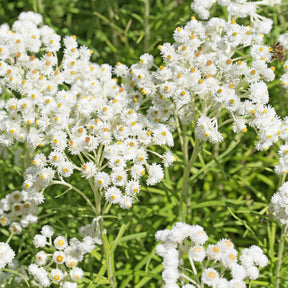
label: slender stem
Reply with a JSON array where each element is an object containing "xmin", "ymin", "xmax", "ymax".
[
  {"xmin": 178, "ymin": 273, "xmax": 199, "ymax": 287},
  {"xmin": 6, "ymin": 231, "xmax": 14, "ymax": 244},
  {"xmin": 179, "ymin": 134, "xmax": 200, "ymax": 221},
  {"xmin": 101, "ymin": 222, "xmax": 116, "ymax": 288},
  {"xmin": 276, "ymin": 224, "xmax": 288, "ymax": 288},
  {"xmin": 189, "ymin": 257, "xmax": 200, "ymax": 284},
  {"xmin": 188, "ymin": 137, "xmax": 200, "ymax": 168},
  {"xmin": 175, "ymin": 108, "xmax": 185, "ymax": 153},
  {"xmin": 96, "ymin": 144, "xmax": 104, "ymax": 167},
  {"xmin": 108, "ymin": 3, "xmax": 119, "ymax": 60},
  {"xmin": 0, "ymin": 82, "xmax": 15, "ymax": 97},
  {"xmin": 144, "ymin": 0, "xmax": 150, "ymax": 51},
  {"xmin": 84, "ymin": 153, "xmax": 117, "ymax": 287}
]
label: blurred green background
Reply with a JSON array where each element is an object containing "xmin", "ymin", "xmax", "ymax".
[{"xmin": 0, "ymin": 0, "xmax": 192, "ymax": 65}]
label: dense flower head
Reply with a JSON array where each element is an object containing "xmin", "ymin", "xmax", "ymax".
[
  {"xmin": 118, "ymin": 13, "xmax": 283, "ymax": 152},
  {"xmin": 0, "ymin": 12, "xmax": 175, "ymax": 208},
  {"xmin": 0, "ymin": 190, "xmax": 38, "ymax": 234},
  {"xmin": 155, "ymin": 222, "xmax": 268, "ymax": 287},
  {"xmin": 28, "ymin": 226, "xmax": 95, "ymax": 287},
  {"xmin": 115, "ymin": 0, "xmax": 288, "ymax": 178}
]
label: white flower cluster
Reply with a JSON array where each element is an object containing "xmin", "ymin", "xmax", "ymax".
[
  {"xmin": 190, "ymin": 0, "xmax": 280, "ymax": 26},
  {"xmin": 0, "ymin": 242, "xmax": 15, "ymax": 270},
  {"xmin": 0, "ymin": 11, "xmax": 175, "ymax": 208},
  {"xmin": 0, "ymin": 190, "xmax": 38, "ymax": 234},
  {"xmin": 121, "ymin": 18, "xmax": 281, "ymax": 147},
  {"xmin": 270, "ymin": 182, "xmax": 288, "ymax": 225},
  {"xmin": 117, "ymin": 5, "xmax": 288, "ymax": 174},
  {"xmin": 155, "ymin": 222, "xmax": 268, "ymax": 288},
  {"xmin": 28, "ymin": 225, "xmax": 95, "ymax": 288}
]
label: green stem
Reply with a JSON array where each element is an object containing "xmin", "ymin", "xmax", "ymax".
[
  {"xmin": 84, "ymin": 154, "xmax": 117, "ymax": 287},
  {"xmin": 6, "ymin": 231, "xmax": 14, "ymax": 244},
  {"xmin": 144, "ymin": 0, "xmax": 150, "ymax": 51},
  {"xmin": 178, "ymin": 273, "xmax": 199, "ymax": 287},
  {"xmin": 0, "ymin": 82, "xmax": 15, "ymax": 98},
  {"xmin": 100, "ymin": 221, "xmax": 116, "ymax": 288},
  {"xmin": 179, "ymin": 126, "xmax": 200, "ymax": 221},
  {"xmin": 189, "ymin": 257, "xmax": 200, "ymax": 284},
  {"xmin": 276, "ymin": 224, "xmax": 288, "ymax": 288}
]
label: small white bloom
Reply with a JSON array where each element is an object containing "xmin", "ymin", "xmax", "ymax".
[
  {"xmin": 41, "ymin": 225, "xmax": 54, "ymax": 237},
  {"xmin": 105, "ymin": 186, "xmax": 122, "ymax": 204},
  {"xmin": 54, "ymin": 236, "xmax": 68, "ymax": 250},
  {"xmin": 33, "ymin": 234, "xmax": 47, "ymax": 248},
  {"xmin": 202, "ymin": 268, "xmax": 219, "ymax": 286},
  {"xmin": 51, "ymin": 268, "xmax": 64, "ymax": 282},
  {"xmin": 35, "ymin": 251, "xmax": 48, "ymax": 266},
  {"xmin": 189, "ymin": 245, "xmax": 206, "ymax": 262},
  {"xmin": 70, "ymin": 267, "xmax": 84, "ymax": 281},
  {"xmin": 53, "ymin": 251, "xmax": 65, "ymax": 264}
]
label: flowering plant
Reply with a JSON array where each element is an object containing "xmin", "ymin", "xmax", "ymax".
[
  {"xmin": 155, "ymin": 222, "xmax": 268, "ymax": 288},
  {"xmin": 0, "ymin": 0, "xmax": 288, "ymax": 287}
]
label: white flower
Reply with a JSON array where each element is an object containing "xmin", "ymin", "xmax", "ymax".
[
  {"xmin": 70, "ymin": 267, "xmax": 84, "ymax": 281},
  {"xmin": 221, "ymin": 248, "xmax": 238, "ymax": 268},
  {"xmin": 54, "ymin": 236, "xmax": 68, "ymax": 250},
  {"xmin": 81, "ymin": 162, "xmax": 98, "ymax": 179},
  {"xmin": 41, "ymin": 225, "xmax": 54, "ymax": 237},
  {"xmin": 189, "ymin": 246, "xmax": 206, "ymax": 262},
  {"xmin": 105, "ymin": 187, "xmax": 122, "ymax": 204},
  {"xmin": 146, "ymin": 163, "xmax": 164, "ymax": 185},
  {"xmin": 206, "ymin": 244, "xmax": 222, "ymax": 260},
  {"xmin": 82, "ymin": 236, "xmax": 96, "ymax": 253},
  {"xmin": 245, "ymin": 265, "xmax": 260, "ymax": 280},
  {"xmin": 230, "ymin": 263, "xmax": 247, "ymax": 280},
  {"xmin": 130, "ymin": 164, "xmax": 146, "ymax": 180},
  {"xmin": 31, "ymin": 153, "xmax": 47, "ymax": 168},
  {"xmin": 111, "ymin": 169, "xmax": 127, "ymax": 187},
  {"xmin": 35, "ymin": 251, "xmax": 48, "ymax": 266},
  {"xmin": 125, "ymin": 180, "xmax": 140, "ymax": 196},
  {"xmin": 50, "ymin": 268, "xmax": 64, "ymax": 282},
  {"xmin": 119, "ymin": 195, "xmax": 133, "ymax": 209},
  {"xmin": 9, "ymin": 222, "xmax": 22, "ymax": 234},
  {"xmin": 33, "ymin": 234, "xmax": 47, "ymax": 248},
  {"xmin": 229, "ymin": 279, "xmax": 246, "ymax": 288},
  {"xmin": 162, "ymin": 266, "xmax": 179, "ymax": 285},
  {"xmin": 53, "ymin": 251, "xmax": 65, "ymax": 264},
  {"xmin": 189, "ymin": 225, "xmax": 208, "ymax": 245},
  {"xmin": 0, "ymin": 243, "xmax": 15, "ymax": 269},
  {"xmin": 217, "ymin": 238, "xmax": 234, "ymax": 253},
  {"xmin": 202, "ymin": 268, "xmax": 220, "ymax": 286},
  {"xmin": 94, "ymin": 172, "xmax": 111, "ymax": 189},
  {"xmin": 65, "ymin": 256, "xmax": 78, "ymax": 268},
  {"xmin": 163, "ymin": 151, "xmax": 176, "ymax": 167}
]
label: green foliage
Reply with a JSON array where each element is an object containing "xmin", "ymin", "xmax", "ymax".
[{"xmin": 0, "ymin": 0, "xmax": 191, "ymax": 65}]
